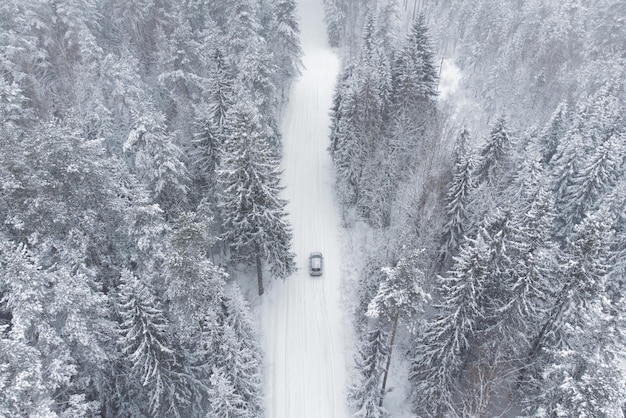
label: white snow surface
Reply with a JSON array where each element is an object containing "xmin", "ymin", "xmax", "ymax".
[{"xmin": 260, "ymin": 0, "xmax": 351, "ymax": 417}]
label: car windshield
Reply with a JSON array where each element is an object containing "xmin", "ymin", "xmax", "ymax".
[{"xmin": 311, "ymin": 258, "xmax": 321, "ymax": 270}]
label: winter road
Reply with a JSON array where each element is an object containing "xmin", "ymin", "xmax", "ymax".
[{"xmin": 260, "ymin": 0, "xmax": 351, "ymax": 417}]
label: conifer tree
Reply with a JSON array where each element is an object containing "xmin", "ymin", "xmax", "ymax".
[
  {"xmin": 123, "ymin": 107, "xmax": 190, "ymax": 210},
  {"xmin": 367, "ymin": 249, "xmax": 429, "ymax": 407},
  {"xmin": 324, "ymin": 0, "xmax": 346, "ymax": 47},
  {"xmin": 522, "ymin": 209, "xmax": 624, "ymax": 416},
  {"xmin": 477, "ymin": 116, "xmax": 514, "ymax": 188},
  {"xmin": 505, "ymin": 185, "xmax": 557, "ymax": 325},
  {"xmin": 551, "ymin": 83, "xmax": 624, "ymax": 234},
  {"xmin": 117, "ymin": 270, "xmax": 178, "ymax": 416},
  {"xmin": 357, "ymin": 151, "xmax": 396, "ymax": 228},
  {"xmin": 550, "ymin": 100, "xmax": 594, "ymax": 211},
  {"xmin": 538, "ymin": 102, "xmax": 569, "ymax": 165},
  {"xmin": 217, "ymin": 99, "xmax": 295, "ymax": 295},
  {"xmin": 0, "ymin": 330, "xmax": 56, "ymax": 418},
  {"xmin": 561, "ymin": 132, "xmax": 625, "ymax": 229},
  {"xmin": 166, "ymin": 211, "xmax": 226, "ymax": 340},
  {"xmin": 206, "ymin": 367, "xmax": 247, "ymax": 418},
  {"xmin": 329, "ymin": 63, "xmax": 355, "ymax": 159},
  {"xmin": 352, "ymin": 9, "xmax": 397, "ymax": 226},
  {"xmin": 0, "ymin": 238, "xmax": 107, "ymax": 416},
  {"xmin": 411, "ymin": 235, "xmax": 492, "ymax": 416},
  {"xmin": 0, "ymin": 241, "xmax": 60, "ymax": 417},
  {"xmin": 210, "ymin": 324, "xmax": 263, "ymax": 418},
  {"xmin": 440, "ymin": 129, "xmax": 477, "ymax": 267},
  {"xmin": 367, "ymin": 249, "xmax": 429, "ymax": 333},
  {"xmin": 348, "ymin": 327, "xmax": 389, "ymax": 418},
  {"xmin": 331, "ymin": 76, "xmax": 365, "ymax": 208},
  {"xmin": 193, "ymin": 48, "xmax": 234, "ymax": 196},
  {"xmin": 391, "ymin": 14, "xmax": 438, "ymax": 114},
  {"xmin": 331, "ymin": 13, "xmax": 394, "ymax": 219},
  {"xmin": 269, "ymin": 0, "xmax": 302, "ymax": 97}
]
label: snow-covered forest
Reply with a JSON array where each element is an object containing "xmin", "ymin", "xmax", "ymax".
[
  {"xmin": 327, "ymin": 0, "xmax": 626, "ymax": 416},
  {"xmin": 0, "ymin": 0, "xmax": 301, "ymax": 416},
  {"xmin": 1, "ymin": 0, "xmax": 625, "ymax": 416}
]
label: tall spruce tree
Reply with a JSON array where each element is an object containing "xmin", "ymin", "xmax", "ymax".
[
  {"xmin": 217, "ymin": 98, "xmax": 295, "ymax": 295},
  {"xmin": 561, "ymin": 132, "xmax": 625, "ymax": 229},
  {"xmin": 123, "ymin": 106, "xmax": 190, "ymax": 211},
  {"xmin": 116, "ymin": 270, "xmax": 180, "ymax": 417},
  {"xmin": 391, "ymin": 14, "xmax": 438, "ymax": 114},
  {"xmin": 522, "ymin": 209, "xmax": 624, "ymax": 416},
  {"xmin": 411, "ymin": 235, "xmax": 492, "ymax": 416},
  {"xmin": 367, "ymin": 249, "xmax": 429, "ymax": 407},
  {"xmin": 268, "ymin": 0, "xmax": 302, "ymax": 98},
  {"xmin": 538, "ymin": 102, "xmax": 569, "ymax": 165},
  {"xmin": 348, "ymin": 326, "xmax": 389, "ymax": 418},
  {"xmin": 440, "ymin": 128, "xmax": 477, "ymax": 267},
  {"xmin": 206, "ymin": 367, "xmax": 247, "ymax": 418},
  {"xmin": 477, "ymin": 116, "xmax": 514, "ymax": 189},
  {"xmin": 193, "ymin": 48, "xmax": 234, "ymax": 194}
]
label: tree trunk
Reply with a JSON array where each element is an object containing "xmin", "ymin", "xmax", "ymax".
[
  {"xmin": 379, "ymin": 312, "xmax": 399, "ymax": 407},
  {"xmin": 255, "ymin": 244, "xmax": 264, "ymax": 296}
]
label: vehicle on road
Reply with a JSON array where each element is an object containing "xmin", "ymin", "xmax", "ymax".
[{"xmin": 309, "ymin": 252, "xmax": 323, "ymax": 276}]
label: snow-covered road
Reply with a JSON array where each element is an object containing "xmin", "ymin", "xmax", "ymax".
[{"xmin": 260, "ymin": 0, "xmax": 351, "ymax": 417}]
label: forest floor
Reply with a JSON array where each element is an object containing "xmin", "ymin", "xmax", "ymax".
[{"xmin": 258, "ymin": 0, "xmax": 352, "ymax": 416}]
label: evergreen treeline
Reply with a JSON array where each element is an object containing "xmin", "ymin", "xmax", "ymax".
[
  {"xmin": 329, "ymin": 2, "xmax": 626, "ymax": 417},
  {"xmin": 425, "ymin": 0, "xmax": 626, "ymax": 124},
  {"xmin": 0, "ymin": 0, "xmax": 301, "ymax": 416}
]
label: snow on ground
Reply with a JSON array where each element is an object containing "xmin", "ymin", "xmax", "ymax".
[{"xmin": 260, "ymin": 0, "xmax": 351, "ymax": 417}]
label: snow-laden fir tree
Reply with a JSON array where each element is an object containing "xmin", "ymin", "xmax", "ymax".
[
  {"xmin": 522, "ymin": 208, "xmax": 625, "ymax": 417},
  {"xmin": 0, "ymin": 241, "xmax": 58, "ymax": 417},
  {"xmin": 538, "ymin": 102, "xmax": 569, "ymax": 165},
  {"xmin": 166, "ymin": 213, "xmax": 264, "ymax": 416},
  {"xmin": 348, "ymin": 326, "xmax": 389, "ymax": 418},
  {"xmin": 367, "ymin": 248, "xmax": 429, "ymax": 407},
  {"xmin": 410, "ymin": 235, "xmax": 492, "ymax": 416},
  {"xmin": 166, "ymin": 210, "xmax": 227, "ymax": 339},
  {"xmin": 440, "ymin": 128, "xmax": 477, "ymax": 267},
  {"xmin": 217, "ymin": 97, "xmax": 295, "ymax": 295},
  {"xmin": 550, "ymin": 99, "xmax": 595, "ymax": 213},
  {"xmin": 504, "ymin": 183, "xmax": 557, "ymax": 328},
  {"xmin": 193, "ymin": 48, "xmax": 235, "ymax": 197},
  {"xmin": 206, "ymin": 367, "xmax": 247, "ymax": 418},
  {"xmin": 331, "ymin": 77, "xmax": 363, "ymax": 207},
  {"xmin": 476, "ymin": 116, "xmax": 513, "ymax": 189},
  {"xmin": 324, "ymin": 0, "xmax": 346, "ymax": 47},
  {"xmin": 391, "ymin": 13, "xmax": 438, "ymax": 114},
  {"xmin": 268, "ymin": 0, "xmax": 302, "ymax": 99},
  {"xmin": 117, "ymin": 270, "xmax": 180, "ymax": 417},
  {"xmin": 550, "ymin": 82, "xmax": 624, "ymax": 236},
  {"xmin": 0, "ymin": 326, "xmax": 56, "ymax": 418},
  {"xmin": 561, "ymin": 129, "xmax": 625, "ymax": 230},
  {"xmin": 353, "ymin": 9, "xmax": 397, "ymax": 226},
  {"xmin": 227, "ymin": 0, "xmax": 282, "ymax": 155},
  {"xmin": 195, "ymin": 282, "xmax": 264, "ymax": 418},
  {"xmin": 124, "ymin": 106, "xmax": 190, "ymax": 211},
  {"xmin": 222, "ymin": 283, "xmax": 261, "ymax": 356},
  {"xmin": 0, "ymin": 239, "xmax": 106, "ymax": 416},
  {"xmin": 330, "ymin": 11, "xmax": 393, "ymax": 220},
  {"xmin": 367, "ymin": 248, "xmax": 429, "ymax": 333},
  {"xmin": 357, "ymin": 149, "xmax": 396, "ymax": 228},
  {"xmin": 209, "ymin": 322, "xmax": 263, "ymax": 418},
  {"xmin": 552, "ymin": 83, "xmax": 625, "ymax": 224},
  {"xmin": 329, "ymin": 63, "xmax": 355, "ymax": 160}
]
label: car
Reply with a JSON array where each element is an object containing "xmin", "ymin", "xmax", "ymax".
[{"xmin": 309, "ymin": 252, "xmax": 323, "ymax": 276}]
